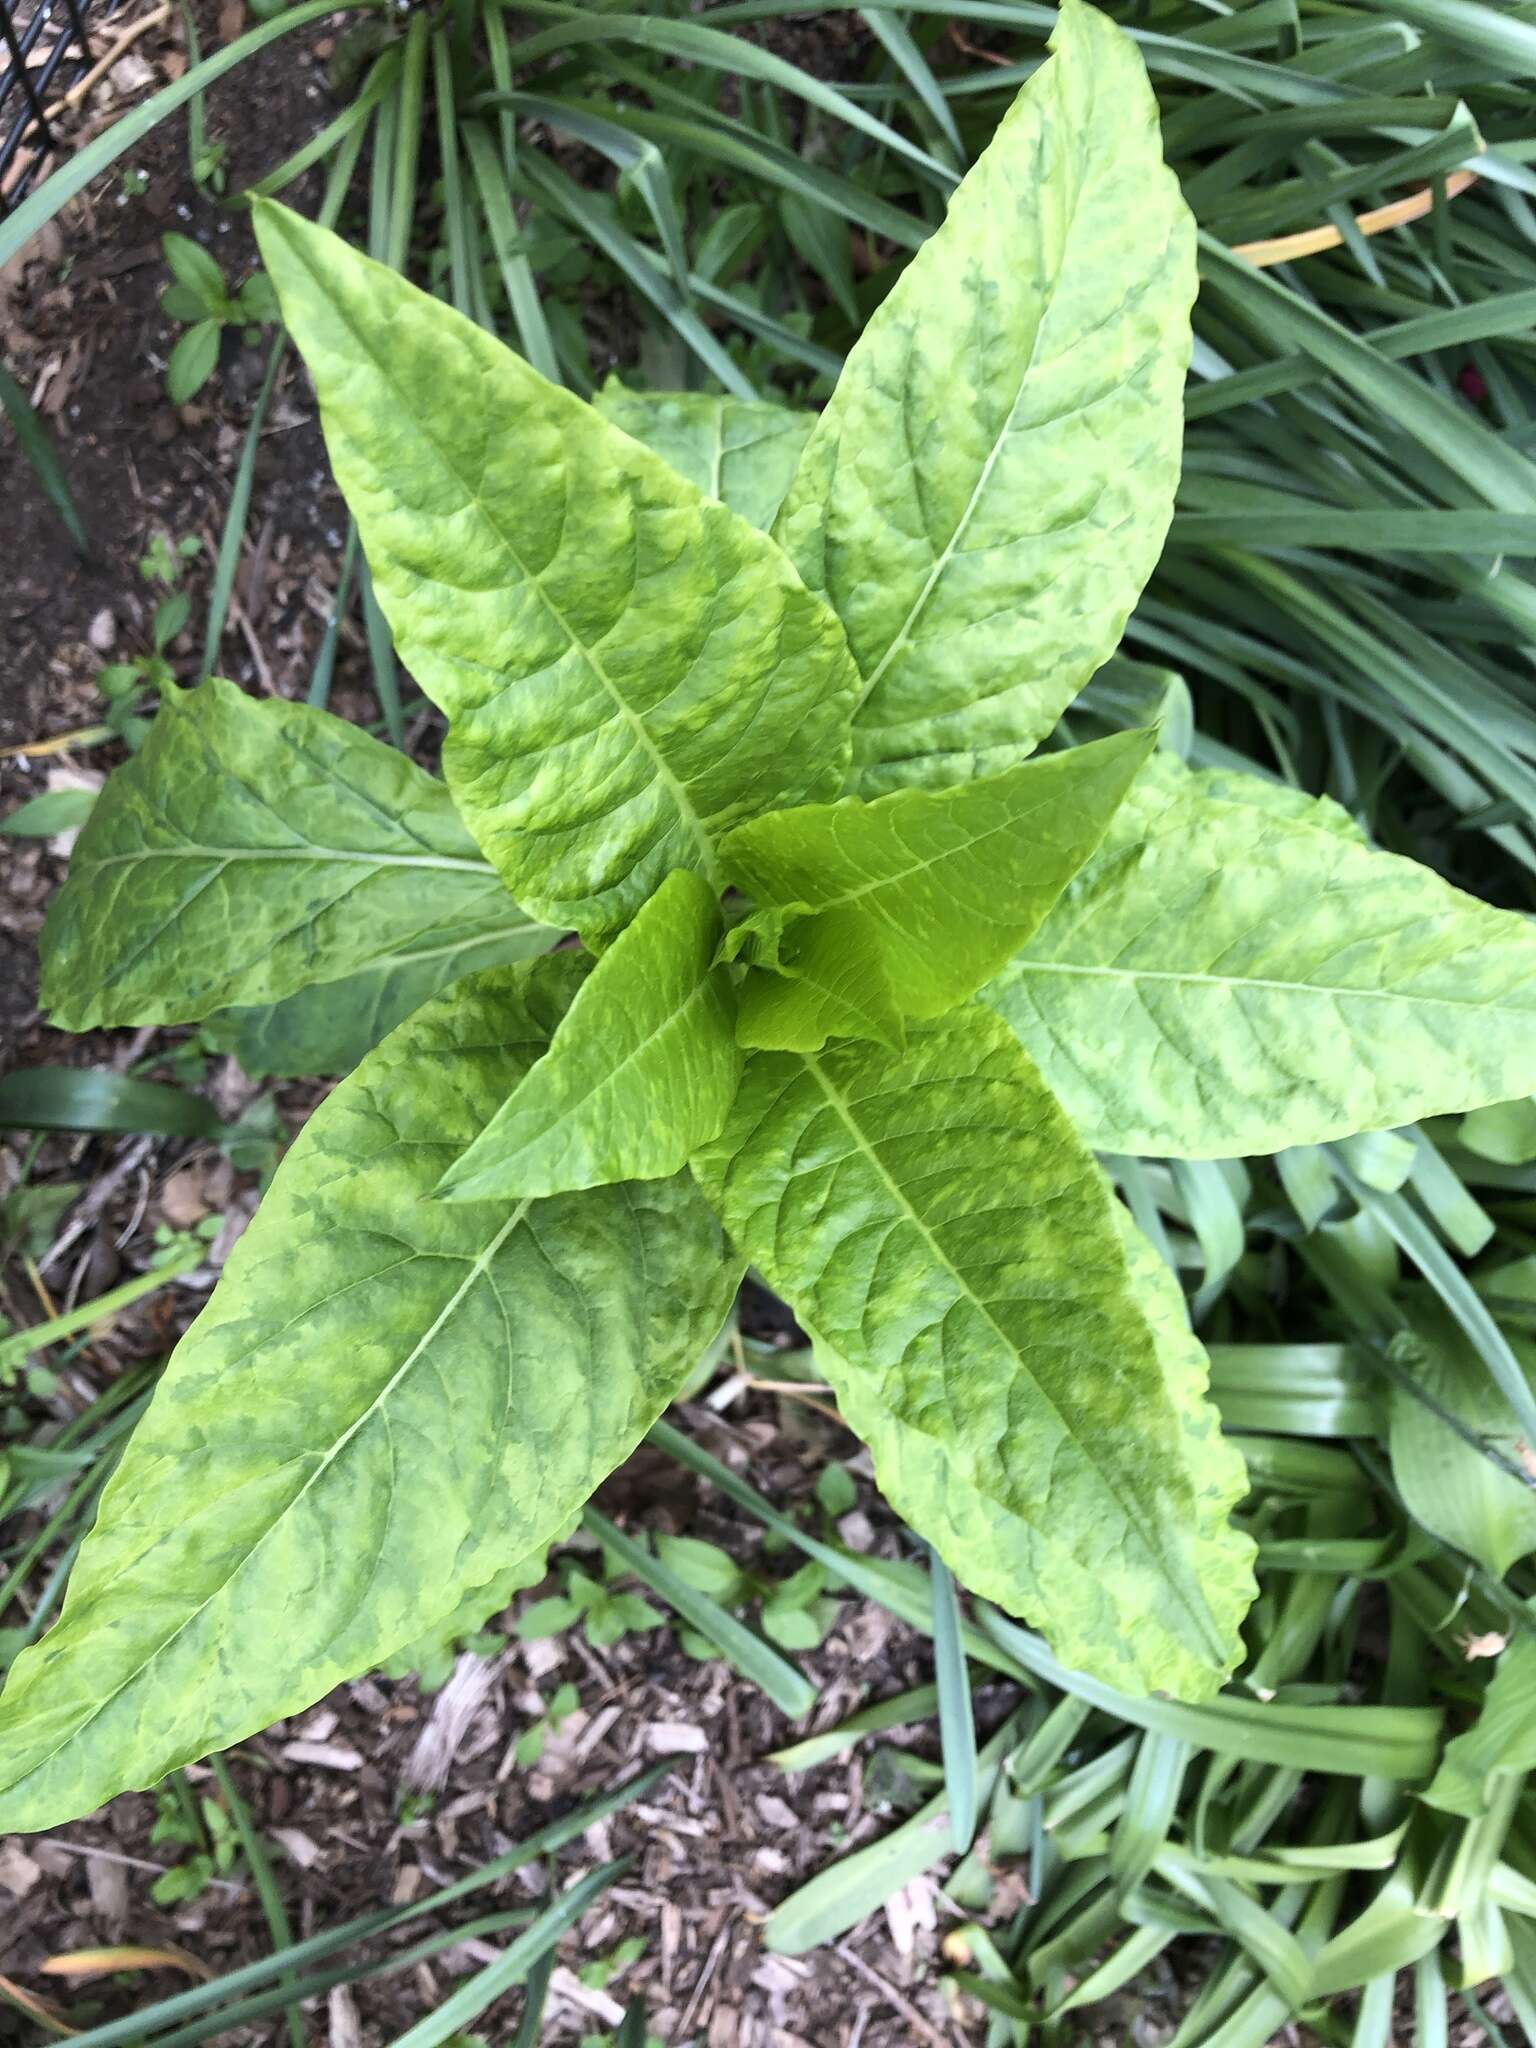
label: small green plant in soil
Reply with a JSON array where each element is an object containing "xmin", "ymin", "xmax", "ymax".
[
  {"xmin": 509, "ymin": 1681, "xmax": 580, "ymax": 1770},
  {"xmin": 13, "ymin": 0, "xmax": 1536, "ymax": 1834},
  {"xmin": 158, "ymin": 233, "xmax": 278, "ymax": 405},
  {"xmin": 95, "ymin": 532, "xmax": 204, "ymax": 746},
  {"xmin": 516, "ymin": 1557, "xmax": 663, "ymax": 1655},
  {"xmin": 656, "ymin": 1534, "xmax": 840, "ymax": 1658},
  {"xmin": 147, "ymin": 1779, "xmax": 241, "ymax": 1906}
]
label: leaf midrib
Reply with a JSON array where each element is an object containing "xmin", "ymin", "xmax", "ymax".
[
  {"xmin": 1015, "ymin": 958, "xmax": 1523, "ymax": 1011},
  {"xmin": 846, "ymin": 87, "xmax": 1078, "ymax": 717},
  {"xmin": 86, "ymin": 845, "xmax": 493, "ymax": 874},
  {"xmin": 798, "ymin": 1047, "xmax": 1229, "ymax": 1666}
]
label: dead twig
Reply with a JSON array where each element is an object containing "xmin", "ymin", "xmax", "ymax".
[
  {"xmin": 833, "ymin": 1941, "xmax": 952, "ymax": 2048},
  {"xmin": 44, "ymin": 2, "xmax": 173, "ymax": 119}
]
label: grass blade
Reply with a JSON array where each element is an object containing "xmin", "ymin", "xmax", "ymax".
[
  {"xmin": 201, "ymin": 338, "xmax": 284, "ymax": 679},
  {"xmin": 929, "ymin": 1548, "xmax": 978, "ymax": 1855},
  {"xmin": 388, "ymin": 1858, "xmax": 630, "ymax": 2048},
  {"xmin": 0, "ymin": 1069, "xmax": 222, "ymax": 1139},
  {"xmin": 0, "ymin": 362, "xmax": 91, "ymax": 559},
  {"xmin": 582, "ymin": 1506, "xmax": 816, "ymax": 1719}
]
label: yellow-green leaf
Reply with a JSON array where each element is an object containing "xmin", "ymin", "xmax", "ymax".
[
  {"xmin": 255, "ymin": 201, "xmax": 860, "ymax": 944},
  {"xmin": 692, "ymin": 1004, "xmax": 1255, "ymax": 1699},
  {"xmin": 437, "ymin": 871, "xmax": 739, "ymax": 1200},
  {"xmin": 720, "ymin": 730, "xmax": 1153, "ymax": 1039},
  {"xmin": 773, "ymin": 0, "xmax": 1193, "ymax": 794},
  {"xmin": 592, "ymin": 378, "xmax": 812, "ymax": 532},
  {"xmin": 0, "ymin": 956, "xmax": 738, "ymax": 1831},
  {"xmin": 40, "ymin": 680, "xmax": 547, "ymax": 1032},
  {"xmin": 987, "ymin": 755, "xmax": 1536, "ymax": 1157}
]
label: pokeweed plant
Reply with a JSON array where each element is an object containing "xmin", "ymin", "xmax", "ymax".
[{"xmin": 9, "ymin": 0, "xmax": 1536, "ymax": 1830}]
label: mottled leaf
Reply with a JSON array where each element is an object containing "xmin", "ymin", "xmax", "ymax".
[
  {"xmin": 986, "ymin": 756, "xmax": 1536, "ymax": 1157},
  {"xmin": 41, "ymin": 680, "xmax": 541, "ymax": 1031},
  {"xmin": 438, "ymin": 871, "xmax": 739, "ymax": 1201},
  {"xmin": 593, "ymin": 378, "xmax": 812, "ymax": 532},
  {"xmin": 379, "ymin": 1528, "xmax": 572, "ymax": 1689},
  {"xmin": 773, "ymin": 0, "xmax": 1193, "ymax": 794},
  {"xmin": 0, "ymin": 956, "xmax": 739, "ymax": 1830},
  {"xmin": 692, "ymin": 1005, "xmax": 1254, "ymax": 1698},
  {"xmin": 720, "ymin": 730, "xmax": 1152, "ymax": 1041},
  {"xmin": 256, "ymin": 201, "xmax": 860, "ymax": 943}
]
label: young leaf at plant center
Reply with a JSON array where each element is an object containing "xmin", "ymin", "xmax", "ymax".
[
  {"xmin": 592, "ymin": 379, "xmax": 812, "ymax": 533},
  {"xmin": 1387, "ymin": 1314, "xmax": 1536, "ymax": 1579},
  {"xmin": 203, "ymin": 915, "xmax": 555, "ymax": 1081},
  {"xmin": 772, "ymin": 0, "xmax": 1193, "ymax": 796},
  {"xmin": 985, "ymin": 754, "xmax": 1536, "ymax": 1157},
  {"xmin": 691, "ymin": 1003, "xmax": 1255, "ymax": 1699},
  {"xmin": 41, "ymin": 680, "xmax": 552, "ymax": 1030},
  {"xmin": 437, "ymin": 871, "xmax": 739, "ymax": 1201},
  {"xmin": 728, "ymin": 904, "xmax": 906, "ymax": 1056},
  {"xmin": 254, "ymin": 200, "xmax": 861, "ymax": 944},
  {"xmin": 0, "ymin": 956, "xmax": 739, "ymax": 1830},
  {"xmin": 720, "ymin": 729, "xmax": 1154, "ymax": 1043},
  {"xmin": 1422, "ymin": 1630, "xmax": 1536, "ymax": 1819}
]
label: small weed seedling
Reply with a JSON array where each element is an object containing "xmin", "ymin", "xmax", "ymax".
[
  {"xmin": 516, "ymin": 1554, "xmax": 663, "ymax": 1655},
  {"xmin": 654, "ymin": 1534, "xmax": 841, "ymax": 1658},
  {"xmin": 148, "ymin": 1780, "xmax": 240, "ymax": 1906},
  {"xmin": 96, "ymin": 533, "xmax": 203, "ymax": 746},
  {"xmin": 511, "ymin": 1681, "xmax": 581, "ymax": 1770},
  {"xmin": 160, "ymin": 233, "xmax": 279, "ymax": 404}
]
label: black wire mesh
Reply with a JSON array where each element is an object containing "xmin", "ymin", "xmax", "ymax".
[{"xmin": 0, "ymin": 0, "xmax": 102, "ymax": 214}]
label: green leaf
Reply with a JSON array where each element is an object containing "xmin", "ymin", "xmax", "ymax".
[
  {"xmin": 236, "ymin": 271, "xmax": 280, "ymax": 324},
  {"xmin": 720, "ymin": 730, "xmax": 1154, "ymax": 1035},
  {"xmin": 1388, "ymin": 1317, "xmax": 1536, "ymax": 1579},
  {"xmin": 985, "ymin": 755, "xmax": 1536, "ymax": 1157},
  {"xmin": 0, "ymin": 956, "xmax": 739, "ymax": 1830},
  {"xmin": 772, "ymin": 0, "xmax": 1193, "ymax": 795},
  {"xmin": 203, "ymin": 915, "xmax": 554, "ymax": 1081},
  {"xmin": 254, "ymin": 199, "xmax": 860, "ymax": 943},
  {"xmin": 691, "ymin": 1004, "xmax": 1255, "ymax": 1699},
  {"xmin": 437, "ymin": 871, "xmax": 740, "ymax": 1201},
  {"xmin": 166, "ymin": 320, "xmax": 222, "ymax": 404},
  {"xmin": 0, "ymin": 789, "xmax": 97, "ymax": 838},
  {"xmin": 1460, "ymin": 1098, "xmax": 1536, "ymax": 1166},
  {"xmin": 161, "ymin": 281, "xmax": 213, "ymax": 324},
  {"xmin": 592, "ymin": 378, "xmax": 812, "ymax": 532},
  {"xmin": 728, "ymin": 905, "xmax": 905, "ymax": 1056},
  {"xmin": 41, "ymin": 680, "xmax": 551, "ymax": 1031},
  {"xmin": 516, "ymin": 1596, "xmax": 581, "ymax": 1641},
  {"xmin": 161, "ymin": 231, "xmax": 227, "ymax": 311},
  {"xmin": 0, "ymin": 1068, "xmax": 221, "ymax": 1139},
  {"xmin": 1423, "ymin": 1633, "xmax": 1536, "ymax": 1819}
]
